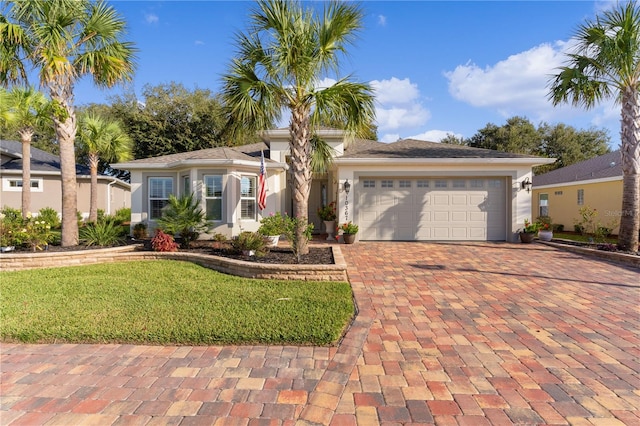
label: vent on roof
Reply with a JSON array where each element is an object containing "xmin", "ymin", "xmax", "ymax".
[{"xmin": 610, "ymin": 161, "xmax": 616, "ymax": 167}]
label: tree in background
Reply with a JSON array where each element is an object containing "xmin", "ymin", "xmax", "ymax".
[
  {"xmin": 76, "ymin": 114, "xmax": 132, "ymax": 223},
  {"xmin": 442, "ymin": 116, "xmax": 610, "ymax": 174},
  {"xmin": 222, "ymin": 0, "xmax": 375, "ymax": 255},
  {"xmin": 1, "ymin": 0, "xmax": 136, "ymax": 246},
  {"xmin": 0, "ymin": 86, "xmax": 51, "ymax": 218},
  {"xmin": 549, "ymin": 2, "xmax": 639, "ymax": 252},
  {"xmin": 107, "ymin": 83, "xmax": 229, "ymax": 159}
]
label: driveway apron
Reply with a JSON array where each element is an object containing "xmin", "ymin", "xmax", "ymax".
[{"xmin": 1, "ymin": 242, "xmax": 639, "ymax": 425}]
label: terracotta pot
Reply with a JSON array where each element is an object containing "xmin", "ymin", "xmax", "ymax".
[
  {"xmin": 343, "ymin": 233, "xmax": 356, "ymax": 244},
  {"xmin": 519, "ymin": 232, "xmax": 535, "ymax": 243}
]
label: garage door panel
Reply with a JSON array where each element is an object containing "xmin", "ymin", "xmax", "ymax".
[{"xmin": 357, "ymin": 177, "xmax": 506, "ymax": 241}]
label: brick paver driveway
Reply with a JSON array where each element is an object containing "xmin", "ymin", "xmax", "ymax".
[{"xmin": 1, "ymin": 242, "xmax": 638, "ymax": 425}]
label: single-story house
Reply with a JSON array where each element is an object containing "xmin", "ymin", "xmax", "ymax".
[
  {"xmin": 0, "ymin": 139, "xmax": 131, "ymax": 218},
  {"xmin": 115, "ymin": 129, "xmax": 552, "ymax": 242},
  {"xmin": 532, "ymin": 150, "xmax": 623, "ymax": 234}
]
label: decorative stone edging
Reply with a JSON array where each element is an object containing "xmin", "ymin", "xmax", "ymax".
[
  {"xmin": 539, "ymin": 240, "xmax": 640, "ymax": 269},
  {"xmin": 0, "ymin": 244, "xmax": 349, "ymax": 281}
]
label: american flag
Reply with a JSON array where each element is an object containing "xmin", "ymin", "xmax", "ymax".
[{"xmin": 258, "ymin": 151, "xmax": 267, "ymax": 210}]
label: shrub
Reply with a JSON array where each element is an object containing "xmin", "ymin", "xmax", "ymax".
[
  {"xmin": 317, "ymin": 201, "xmax": 336, "ymax": 221},
  {"xmin": 114, "ymin": 208, "xmax": 131, "ymax": 224},
  {"xmin": 552, "ymin": 224, "xmax": 564, "ymax": 232},
  {"xmin": 338, "ymin": 221, "xmax": 359, "ymax": 234},
  {"xmin": 258, "ymin": 212, "xmax": 286, "ymax": 236},
  {"xmin": 151, "ymin": 229, "xmax": 178, "ymax": 252},
  {"xmin": 132, "ymin": 222, "xmax": 148, "ymax": 239},
  {"xmin": 37, "ymin": 207, "xmax": 61, "ymax": 229},
  {"xmin": 80, "ymin": 220, "xmax": 124, "ymax": 247},
  {"xmin": 1, "ymin": 207, "xmax": 22, "ymax": 223},
  {"xmin": 157, "ymin": 194, "xmax": 209, "ymax": 248},
  {"xmin": 231, "ymin": 232, "xmax": 269, "ymax": 257}
]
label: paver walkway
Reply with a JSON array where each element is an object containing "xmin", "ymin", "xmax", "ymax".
[{"xmin": 1, "ymin": 242, "xmax": 639, "ymax": 425}]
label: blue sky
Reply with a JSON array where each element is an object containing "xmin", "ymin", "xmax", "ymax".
[{"xmin": 73, "ymin": 1, "xmax": 623, "ymax": 147}]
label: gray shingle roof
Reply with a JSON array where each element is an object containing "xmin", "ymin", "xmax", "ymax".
[
  {"xmin": 120, "ymin": 142, "xmax": 272, "ymax": 165},
  {"xmin": 0, "ymin": 140, "xmax": 90, "ymax": 175},
  {"xmin": 533, "ymin": 151, "xmax": 622, "ymax": 187},
  {"xmin": 342, "ymin": 138, "xmax": 539, "ymax": 159}
]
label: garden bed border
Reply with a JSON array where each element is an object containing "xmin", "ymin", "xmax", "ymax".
[
  {"xmin": 0, "ymin": 245, "xmax": 349, "ymax": 281},
  {"xmin": 539, "ymin": 240, "xmax": 640, "ymax": 269}
]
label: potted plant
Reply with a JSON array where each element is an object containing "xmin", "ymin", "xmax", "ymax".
[
  {"xmin": 317, "ymin": 201, "xmax": 337, "ymax": 241},
  {"xmin": 537, "ymin": 218, "xmax": 553, "ymax": 241},
  {"xmin": 519, "ymin": 219, "xmax": 539, "ymax": 243},
  {"xmin": 338, "ymin": 221, "xmax": 359, "ymax": 244},
  {"xmin": 258, "ymin": 212, "xmax": 286, "ymax": 246}
]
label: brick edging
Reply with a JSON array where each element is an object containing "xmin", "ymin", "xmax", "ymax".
[
  {"xmin": 0, "ymin": 245, "xmax": 349, "ymax": 281},
  {"xmin": 539, "ymin": 240, "xmax": 640, "ymax": 268}
]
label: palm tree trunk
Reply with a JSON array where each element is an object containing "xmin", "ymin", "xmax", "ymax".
[
  {"xmin": 618, "ymin": 86, "xmax": 640, "ymax": 252},
  {"xmin": 89, "ymin": 153, "xmax": 99, "ymax": 223},
  {"xmin": 289, "ymin": 106, "xmax": 312, "ymax": 255},
  {"xmin": 19, "ymin": 130, "xmax": 33, "ymax": 219},
  {"xmin": 51, "ymin": 85, "xmax": 79, "ymax": 247}
]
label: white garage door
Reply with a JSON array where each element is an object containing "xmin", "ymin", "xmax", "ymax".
[{"xmin": 357, "ymin": 177, "xmax": 507, "ymax": 241}]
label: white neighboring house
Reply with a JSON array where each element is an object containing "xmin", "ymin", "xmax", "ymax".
[
  {"xmin": 1, "ymin": 139, "xmax": 131, "ymax": 218},
  {"xmin": 114, "ymin": 129, "xmax": 553, "ymax": 242}
]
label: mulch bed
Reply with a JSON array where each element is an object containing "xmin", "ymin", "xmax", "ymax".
[{"xmin": 4, "ymin": 239, "xmax": 335, "ymax": 265}]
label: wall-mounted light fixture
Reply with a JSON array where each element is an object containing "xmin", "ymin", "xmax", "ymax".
[
  {"xmin": 343, "ymin": 179, "xmax": 351, "ymax": 195},
  {"xmin": 521, "ymin": 177, "xmax": 532, "ymax": 193}
]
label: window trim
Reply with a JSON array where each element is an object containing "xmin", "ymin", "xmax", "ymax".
[
  {"xmin": 204, "ymin": 174, "xmax": 223, "ymax": 222},
  {"xmin": 148, "ymin": 177, "xmax": 173, "ymax": 220},
  {"xmin": 240, "ymin": 175, "xmax": 257, "ymax": 221},
  {"xmin": 2, "ymin": 177, "xmax": 43, "ymax": 192}
]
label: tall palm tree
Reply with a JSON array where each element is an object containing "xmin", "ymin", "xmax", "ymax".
[
  {"xmin": 0, "ymin": 0, "xmax": 136, "ymax": 246},
  {"xmin": 77, "ymin": 114, "xmax": 132, "ymax": 223},
  {"xmin": 222, "ymin": 0, "xmax": 375, "ymax": 255},
  {"xmin": 0, "ymin": 86, "xmax": 50, "ymax": 218},
  {"xmin": 549, "ymin": 2, "xmax": 639, "ymax": 252}
]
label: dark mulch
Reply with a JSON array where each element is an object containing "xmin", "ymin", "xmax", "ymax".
[{"xmin": 3, "ymin": 239, "xmax": 335, "ymax": 265}]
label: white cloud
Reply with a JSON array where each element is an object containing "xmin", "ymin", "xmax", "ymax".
[
  {"xmin": 380, "ymin": 133, "xmax": 400, "ymax": 143},
  {"xmin": 370, "ymin": 77, "xmax": 430, "ymax": 131},
  {"xmin": 378, "ymin": 15, "xmax": 387, "ymax": 26},
  {"xmin": 408, "ymin": 130, "xmax": 463, "ymax": 142},
  {"xmin": 195, "ymin": 40, "xmax": 205, "ymax": 46},
  {"xmin": 145, "ymin": 13, "xmax": 159, "ymax": 24}
]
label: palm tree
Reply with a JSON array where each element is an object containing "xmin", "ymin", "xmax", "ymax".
[
  {"xmin": 77, "ymin": 114, "xmax": 132, "ymax": 223},
  {"xmin": 549, "ymin": 2, "xmax": 639, "ymax": 252},
  {"xmin": 221, "ymin": 0, "xmax": 375, "ymax": 255},
  {"xmin": 0, "ymin": 86, "xmax": 50, "ymax": 218},
  {"xmin": 0, "ymin": 0, "xmax": 136, "ymax": 246}
]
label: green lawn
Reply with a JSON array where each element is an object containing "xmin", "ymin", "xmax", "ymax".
[
  {"xmin": 553, "ymin": 232, "xmax": 618, "ymax": 244},
  {"xmin": 0, "ymin": 260, "xmax": 354, "ymax": 346}
]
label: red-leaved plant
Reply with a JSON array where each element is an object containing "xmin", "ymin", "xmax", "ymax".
[{"xmin": 151, "ymin": 229, "xmax": 178, "ymax": 252}]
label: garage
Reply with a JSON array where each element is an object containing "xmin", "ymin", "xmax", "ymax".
[{"xmin": 357, "ymin": 177, "xmax": 507, "ymax": 241}]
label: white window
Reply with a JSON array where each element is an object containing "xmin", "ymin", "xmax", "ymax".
[
  {"xmin": 435, "ymin": 180, "xmax": 447, "ymax": 188},
  {"xmin": 204, "ymin": 175, "xmax": 223, "ymax": 221},
  {"xmin": 381, "ymin": 180, "xmax": 393, "ymax": 188},
  {"xmin": 417, "ymin": 180, "xmax": 429, "ymax": 188},
  {"xmin": 182, "ymin": 175, "xmax": 190, "ymax": 195},
  {"xmin": 3, "ymin": 178, "xmax": 43, "ymax": 192},
  {"xmin": 539, "ymin": 193, "xmax": 549, "ymax": 217},
  {"xmin": 240, "ymin": 176, "xmax": 256, "ymax": 220},
  {"xmin": 470, "ymin": 179, "xmax": 484, "ymax": 188},
  {"xmin": 577, "ymin": 189, "xmax": 584, "ymax": 205},
  {"xmin": 149, "ymin": 177, "xmax": 173, "ymax": 220},
  {"xmin": 453, "ymin": 180, "xmax": 466, "ymax": 188},
  {"xmin": 363, "ymin": 180, "xmax": 375, "ymax": 188},
  {"xmin": 399, "ymin": 180, "xmax": 411, "ymax": 188}
]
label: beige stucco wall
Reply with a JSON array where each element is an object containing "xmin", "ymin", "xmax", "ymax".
[
  {"xmin": 0, "ymin": 173, "xmax": 130, "ymax": 217},
  {"xmin": 532, "ymin": 178, "xmax": 622, "ymax": 234}
]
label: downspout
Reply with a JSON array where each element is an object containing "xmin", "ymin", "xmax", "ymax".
[{"xmin": 107, "ymin": 179, "xmax": 117, "ymax": 215}]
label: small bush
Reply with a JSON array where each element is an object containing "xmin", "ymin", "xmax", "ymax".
[
  {"xmin": 133, "ymin": 222, "xmax": 148, "ymax": 239},
  {"xmin": 80, "ymin": 220, "xmax": 124, "ymax": 247},
  {"xmin": 114, "ymin": 208, "xmax": 131, "ymax": 224},
  {"xmin": 258, "ymin": 212, "xmax": 286, "ymax": 236},
  {"xmin": 574, "ymin": 224, "xmax": 584, "ymax": 234},
  {"xmin": 231, "ymin": 232, "xmax": 269, "ymax": 257},
  {"xmin": 552, "ymin": 223, "xmax": 564, "ymax": 232},
  {"xmin": 157, "ymin": 193, "xmax": 209, "ymax": 248},
  {"xmin": 151, "ymin": 229, "xmax": 178, "ymax": 252},
  {"xmin": 37, "ymin": 207, "xmax": 61, "ymax": 229}
]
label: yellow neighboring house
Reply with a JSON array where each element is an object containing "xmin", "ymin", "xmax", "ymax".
[{"xmin": 532, "ymin": 151, "xmax": 622, "ymax": 234}]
